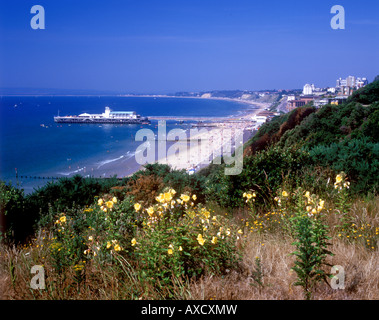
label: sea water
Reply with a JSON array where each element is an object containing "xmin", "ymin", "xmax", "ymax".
[{"xmin": 0, "ymin": 95, "xmax": 249, "ymax": 194}]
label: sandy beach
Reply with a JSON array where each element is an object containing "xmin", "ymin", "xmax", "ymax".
[{"xmin": 155, "ymin": 99, "xmax": 269, "ymax": 173}]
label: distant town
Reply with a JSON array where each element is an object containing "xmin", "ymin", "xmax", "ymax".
[{"xmin": 169, "ymin": 75, "xmax": 369, "ymax": 113}]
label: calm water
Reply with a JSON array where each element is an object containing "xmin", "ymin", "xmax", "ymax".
[{"xmin": 0, "ymin": 96, "xmax": 248, "ymax": 193}]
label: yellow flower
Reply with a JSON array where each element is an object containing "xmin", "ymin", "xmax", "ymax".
[
  {"xmin": 169, "ymin": 188, "xmax": 176, "ymax": 195},
  {"xmin": 131, "ymin": 238, "xmax": 137, "ymax": 246},
  {"xmin": 304, "ymin": 191, "xmax": 310, "ymax": 198},
  {"xmin": 179, "ymin": 246, "xmax": 183, "ymax": 251},
  {"xmin": 114, "ymin": 244, "xmax": 121, "ymax": 252},
  {"xmin": 106, "ymin": 201, "xmax": 114, "ymax": 209},
  {"xmin": 106, "ymin": 241, "xmax": 112, "ymax": 249},
  {"xmin": 134, "ymin": 203, "xmax": 141, "ymax": 212},
  {"xmin": 73, "ymin": 264, "xmax": 84, "ymax": 272},
  {"xmin": 237, "ymin": 229, "xmax": 243, "ymax": 235},
  {"xmin": 197, "ymin": 234, "xmax": 206, "ymax": 246},
  {"xmin": 336, "ymin": 174, "xmax": 343, "ymax": 183},
  {"xmin": 180, "ymin": 194, "xmax": 190, "ymax": 202},
  {"xmin": 167, "ymin": 248, "xmax": 173, "ymax": 255},
  {"xmin": 147, "ymin": 206, "xmax": 155, "ymax": 216},
  {"xmin": 282, "ymin": 191, "xmax": 288, "ymax": 197},
  {"xmin": 211, "ymin": 236, "xmax": 218, "ymax": 244},
  {"xmin": 156, "ymin": 193, "xmax": 165, "ymax": 203},
  {"xmin": 59, "ymin": 216, "xmax": 67, "ymax": 223},
  {"xmin": 202, "ymin": 209, "xmax": 210, "ymax": 219},
  {"xmin": 192, "ymin": 194, "xmax": 197, "ymax": 201},
  {"xmin": 98, "ymin": 198, "xmax": 103, "ymax": 206},
  {"xmin": 88, "ymin": 236, "xmax": 93, "ymax": 241},
  {"xmin": 112, "ymin": 197, "xmax": 117, "ymax": 204},
  {"xmin": 164, "ymin": 192, "xmax": 173, "ymax": 202}
]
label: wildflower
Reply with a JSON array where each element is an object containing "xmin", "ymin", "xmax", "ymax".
[
  {"xmin": 237, "ymin": 229, "xmax": 243, "ymax": 235},
  {"xmin": 304, "ymin": 191, "xmax": 310, "ymax": 198},
  {"xmin": 88, "ymin": 236, "xmax": 93, "ymax": 241},
  {"xmin": 164, "ymin": 192, "xmax": 173, "ymax": 202},
  {"xmin": 114, "ymin": 244, "xmax": 122, "ymax": 252},
  {"xmin": 202, "ymin": 209, "xmax": 210, "ymax": 219},
  {"xmin": 147, "ymin": 206, "xmax": 154, "ymax": 216},
  {"xmin": 131, "ymin": 238, "xmax": 137, "ymax": 246},
  {"xmin": 211, "ymin": 236, "xmax": 218, "ymax": 244},
  {"xmin": 197, "ymin": 234, "xmax": 206, "ymax": 246},
  {"xmin": 336, "ymin": 174, "xmax": 343, "ymax": 184},
  {"xmin": 106, "ymin": 241, "xmax": 112, "ymax": 249},
  {"xmin": 112, "ymin": 196, "xmax": 117, "ymax": 203},
  {"xmin": 243, "ymin": 192, "xmax": 256, "ymax": 202},
  {"xmin": 168, "ymin": 248, "xmax": 173, "ymax": 255},
  {"xmin": 134, "ymin": 203, "xmax": 141, "ymax": 212},
  {"xmin": 282, "ymin": 191, "xmax": 288, "ymax": 197},
  {"xmin": 73, "ymin": 264, "xmax": 84, "ymax": 272},
  {"xmin": 59, "ymin": 216, "xmax": 67, "ymax": 223},
  {"xmin": 98, "ymin": 198, "xmax": 103, "ymax": 206},
  {"xmin": 180, "ymin": 194, "xmax": 190, "ymax": 202},
  {"xmin": 179, "ymin": 246, "xmax": 183, "ymax": 251},
  {"xmin": 106, "ymin": 201, "xmax": 114, "ymax": 209},
  {"xmin": 192, "ymin": 194, "xmax": 197, "ymax": 201},
  {"xmin": 169, "ymin": 188, "xmax": 176, "ymax": 195}
]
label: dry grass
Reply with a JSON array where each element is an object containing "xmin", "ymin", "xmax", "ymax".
[{"xmin": 188, "ymin": 232, "xmax": 379, "ymax": 300}]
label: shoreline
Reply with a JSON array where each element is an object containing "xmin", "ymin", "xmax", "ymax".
[{"xmin": 7, "ymin": 95, "xmax": 269, "ymax": 193}]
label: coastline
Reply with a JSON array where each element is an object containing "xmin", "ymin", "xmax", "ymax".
[
  {"xmin": 7, "ymin": 95, "xmax": 269, "ymax": 194},
  {"xmin": 84, "ymin": 95, "xmax": 268, "ymax": 178},
  {"xmin": 79, "ymin": 95, "xmax": 268, "ymax": 177}
]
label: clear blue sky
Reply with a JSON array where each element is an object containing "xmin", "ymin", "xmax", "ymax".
[{"xmin": 0, "ymin": 0, "xmax": 378, "ymax": 93}]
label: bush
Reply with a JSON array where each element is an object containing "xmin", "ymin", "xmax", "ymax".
[
  {"xmin": 0, "ymin": 181, "xmax": 26, "ymax": 243},
  {"xmin": 129, "ymin": 164, "xmax": 207, "ymax": 204},
  {"xmin": 204, "ymin": 146, "xmax": 312, "ymax": 208},
  {"xmin": 131, "ymin": 188, "xmax": 241, "ymax": 290},
  {"xmin": 308, "ymin": 138, "xmax": 379, "ymax": 194}
]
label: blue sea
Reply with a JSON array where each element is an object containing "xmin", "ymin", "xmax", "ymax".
[{"xmin": 0, "ymin": 96, "xmax": 250, "ymax": 194}]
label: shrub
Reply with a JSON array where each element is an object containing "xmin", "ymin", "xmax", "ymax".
[
  {"xmin": 0, "ymin": 181, "xmax": 26, "ymax": 243},
  {"xmin": 308, "ymin": 138, "xmax": 379, "ymax": 194},
  {"xmin": 131, "ymin": 188, "xmax": 241, "ymax": 291},
  {"xmin": 205, "ymin": 146, "xmax": 312, "ymax": 208}
]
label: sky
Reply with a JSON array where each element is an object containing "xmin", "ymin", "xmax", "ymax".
[{"xmin": 0, "ymin": 0, "xmax": 378, "ymax": 94}]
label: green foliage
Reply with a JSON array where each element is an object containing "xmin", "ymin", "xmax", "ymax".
[
  {"xmin": 291, "ymin": 213, "xmax": 333, "ymax": 300},
  {"xmin": 347, "ymin": 78, "xmax": 379, "ymax": 105},
  {"xmin": 28, "ymin": 175, "xmax": 126, "ymax": 217},
  {"xmin": 132, "ymin": 190, "xmax": 240, "ymax": 292},
  {"xmin": 0, "ymin": 182, "xmax": 27, "ymax": 243},
  {"xmin": 308, "ymin": 138, "xmax": 379, "ymax": 194},
  {"xmin": 46, "ymin": 194, "xmax": 139, "ymax": 292},
  {"xmin": 288, "ymin": 190, "xmax": 333, "ymax": 300},
  {"xmin": 204, "ymin": 147, "xmax": 311, "ymax": 208}
]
